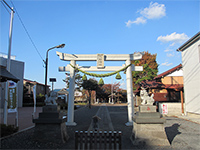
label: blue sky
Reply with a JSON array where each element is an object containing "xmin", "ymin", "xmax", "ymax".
[{"xmin": 1, "ymin": 0, "xmax": 199, "ymax": 90}]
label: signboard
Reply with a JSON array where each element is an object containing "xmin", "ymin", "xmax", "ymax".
[
  {"xmin": 162, "ymin": 104, "xmax": 168, "ymax": 114},
  {"xmin": 50, "ymin": 78, "xmax": 56, "ymax": 82},
  {"xmin": 97, "ymin": 54, "xmax": 104, "ymax": 69},
  {"xmin": 8, "ymin": 81, "xmax": 17, "ymax": 113},
  {"xmin": 33, "ymin": 85, "xmax": 36, "ymax": 117}
]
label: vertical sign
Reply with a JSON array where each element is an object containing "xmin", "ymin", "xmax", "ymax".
[
  {"xmin": 162, "ymin": 104, "xmax": 168, "ymax": 114},
  {"xmin": 8, "ymin": 81, "xmax": 17, "ymax": 113},
  {"xmin": 97, "ymin": 54, "xmax": 104, "ymax": 69}
]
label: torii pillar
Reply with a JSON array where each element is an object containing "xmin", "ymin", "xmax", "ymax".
[
  {"xmin": 57, "ymin": 52, "xmax": 143, "ymax": 126},
  {"xmin": 67, "ymin": 60, "xmax": 76, "ymax": 126},
  {"xmin": 125, "ymin": 59, "xmax": 134, "ymax": 126}
]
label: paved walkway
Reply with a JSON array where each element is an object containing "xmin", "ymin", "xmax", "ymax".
[
  {"xmin": 1, "ymin": 104, "xmax": 200, "ymax": 149},
  {"xmin": 88, "ymin": 104, "xmax": 114, "ymax": 131},
  {"xmin": 173, "ymin": 113, "xmax": 200, "ymax": 124},
  {"xmin": 0, "ymin": 107, "xmax": 42, "ymax": 131}
]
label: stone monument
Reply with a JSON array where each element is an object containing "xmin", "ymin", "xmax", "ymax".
[
  {"xmin": 131, "ymin": 87, "xmax": 169, "ymax": 146},
  {"xmin": 33, "ymin": 91, "xmax": 68, "ymax": 143}
]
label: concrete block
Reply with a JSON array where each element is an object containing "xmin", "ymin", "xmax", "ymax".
[
  {"xmin": 133, "ymin": 117, "xmax": 166, "ymax": 124},
  {"xmin": 42, "ymin": 105, "xmax": 58, "ymax": 112},
  {"xmin": 33, "ymin": 105, "xmax": 68, "ymax": 143},
  {"xmin": 139, "ymin": 105, "xmax": 156, "ymax": 113},
  {"xmin": 131, "ymin": 122, "xmax": 170, "ymax": 146},
  {"xmin": 135, "ymin": 112, "xmax": 161, "ymax": 118},
  {"xmin": 133, "ymin": 112, "xmax": 165, "ymax": 124},
  {"xmin": 39, "ymin": 112, "xmax": 60, "ymax": 118}
]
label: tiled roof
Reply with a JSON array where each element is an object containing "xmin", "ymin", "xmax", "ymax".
[
  {"xmin": 24, "ymin": 79, "xmax": 50, "ymax": 87},
  {"xmin": 154, "ymin": 64, "xmax": 182, "ymax": 79},
  {"xmin": 165, "ymin": 84, "xmax": 183, "ymax": 91},
  {"xmin": 0, "ymin": 66, "xmax": 19, "ymax": 82},
  {"xmin": 133, "ymin": 80, "xmax": 165, "ymax": 94},
  {"xmin": 140, "ymin": 80, "xmax": 165, "ymax": 89},
  {"xmin": 134, "ymin": 80, "xmax": 183, "ymax": 94}
]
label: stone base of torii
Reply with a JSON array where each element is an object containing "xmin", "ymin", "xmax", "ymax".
[{"xmin": 56, "ymin": 52, "xmax": 143, "ymax": 126}]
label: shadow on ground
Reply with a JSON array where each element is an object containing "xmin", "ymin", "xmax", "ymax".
[{"xmin": 165, "ymin": 123, "xmax": 181, "ymax": 144}]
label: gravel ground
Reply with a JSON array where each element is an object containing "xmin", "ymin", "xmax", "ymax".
[
  {"xmin": 1, "ymin": 105, "xmax": 200, "ymax": 150},
  {"xmin": 1, "ymin": 106, "xmax": 99, "ymax": 149}
]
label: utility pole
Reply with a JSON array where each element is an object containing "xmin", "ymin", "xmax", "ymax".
[{"xmin": 3, "ymin": 0, "xmax": 15, "ymax": 125}]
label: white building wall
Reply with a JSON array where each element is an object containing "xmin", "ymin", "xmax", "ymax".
[
  {"xmin": 167, "ymin": 69, "xmax": 183, "ymax": 76},
  {"xmin": 182, "ymin": 39, "xmax": 200, "ymax": 114},
  {"xmin": 0, "ymin": 57, "xmax": 24, "ymax": 108}
]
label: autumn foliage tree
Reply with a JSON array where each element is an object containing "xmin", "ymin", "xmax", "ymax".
[
  {"xmin": 132, "ymin": 51, "xmax": 158, "ymax": 89},
  {"xmin": 96, "ymin": 83, "xmax": 124, "ymax": 103}
]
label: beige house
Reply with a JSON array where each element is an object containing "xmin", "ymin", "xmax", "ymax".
[{"xmin": 153, "ymin": 64, "xmax": 183, "ymax": 102}]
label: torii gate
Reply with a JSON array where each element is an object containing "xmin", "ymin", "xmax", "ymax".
[{"xmin": 57, "ymin": 52, "xmax": 143, "ymax": 126}]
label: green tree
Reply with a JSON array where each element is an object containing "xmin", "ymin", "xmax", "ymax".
[
  {"xmin": 81, "ymin": 78, "xmax": 98, "ymax": 108},
  {"xmin": 132, "ymin": 51, "xmax": 158, "ymax": 89},
  {"xmin": 63, "ymin": 73, "xmax": 83, "ymax": 90}
]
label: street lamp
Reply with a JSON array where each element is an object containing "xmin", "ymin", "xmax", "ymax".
[{"xmin": 44, "ymin": 44, "xmax": 65, "ymax": 95}]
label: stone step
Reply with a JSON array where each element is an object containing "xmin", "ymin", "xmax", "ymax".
[
  {"xmin": 135, "ymin": 112, "xmax": 161, "ymax": 118},
  {"xmin": 33, "ymin": 117, "xmax": 67, "ymax": 124},
  {"xmin": 133, "ymin": 116, "xmax": 166, "ymax": 124},
  {"xmin": 39, "ymin": 112, "xmax": 62, "ymax": 118}
]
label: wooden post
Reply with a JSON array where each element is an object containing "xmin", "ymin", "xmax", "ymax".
[
  {"xmin": 181, "ymin": 90, "xmax": 184, "ymax": 114},
  {"xmin": 75, "ymin": 131, "xmax": 78, "ymax": 150}
]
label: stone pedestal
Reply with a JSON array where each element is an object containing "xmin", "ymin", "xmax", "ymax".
[
  {"xmin": 33, "ymin": 105, "xmax": 68, "ymax": 143},
  {"xmin": 131, "ymin": 105, "xmax": 169, "ymax": 146}
]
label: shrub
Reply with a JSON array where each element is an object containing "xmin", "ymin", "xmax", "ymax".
[{"xmin": 0, "ymin": 124, "xmax": 19, "ymax": 137}]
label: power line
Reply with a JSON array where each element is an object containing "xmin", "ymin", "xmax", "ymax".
[
  {"xmin": 1, "ymin": 0, "xmax": 11, "ymax": 14},
  {"xmin": 10, "ymin": 0, "xmax": 45, "ymax": 63},
  {"xmin": 2, "ymin": 0, "xmax": 14, "ymax": 12}
]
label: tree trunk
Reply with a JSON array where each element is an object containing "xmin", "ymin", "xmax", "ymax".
[{"xmin": 88, "ymin": 90, "xmax": 91, "ymax": 109}]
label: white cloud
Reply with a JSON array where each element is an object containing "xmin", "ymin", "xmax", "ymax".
[
  {"xmin": 125, "ymin": 17, "xmax": 146, "ymax": 27},
  {"xmin": 161, "ymin": 62, "xmax": 173, "ymax": 66},
  {"xmin": 126, "ymin": 2, "xmax": 166, "ymax": 27},
  {"xmin": 157, "ymin": 32, "xmax": 189, "ymax": 44},
  {"xmin": 164, "ymin": 49, "xmax": 173, "ymax": 52},
  {"xmin": 140, "ymin": 2, "xmax": 166, "ymax": 19},
  {"xmin": 167, "ymin": 53, "xmax": 174, "ymax": 57},
  {"xmin": 169, "ymin": 42, "xmax": 176, "ymax": 47}
]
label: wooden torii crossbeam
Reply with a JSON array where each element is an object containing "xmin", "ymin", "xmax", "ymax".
[{"xmin": 57, "ymin": 52, "xmax": 143, "ymax": 126}]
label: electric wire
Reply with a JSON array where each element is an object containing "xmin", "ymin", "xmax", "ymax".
[
  {"xmin": 10, "ymin": 0, "xmax": 45, "ymax": 63},
  {"xmin": 2, "ymin": 0, "xmax": 14, "ymax": 12},
  {"xmin": 1, "ymin": 1, "xmax": 11, "ymax": 14}
]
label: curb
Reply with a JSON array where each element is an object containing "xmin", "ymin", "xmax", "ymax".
[{"xmin": 172, "ymin": 115, "xmax": 200, "ymax": 125}]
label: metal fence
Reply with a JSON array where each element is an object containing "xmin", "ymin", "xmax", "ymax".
[{"xmin": 75, "ymin": 130, "xmax": 122, "ymax": 150}]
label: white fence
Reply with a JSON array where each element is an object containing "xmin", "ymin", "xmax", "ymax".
[{"xmin": 159, "ymin": 102, "xmax": 183, "ymax": 115}]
